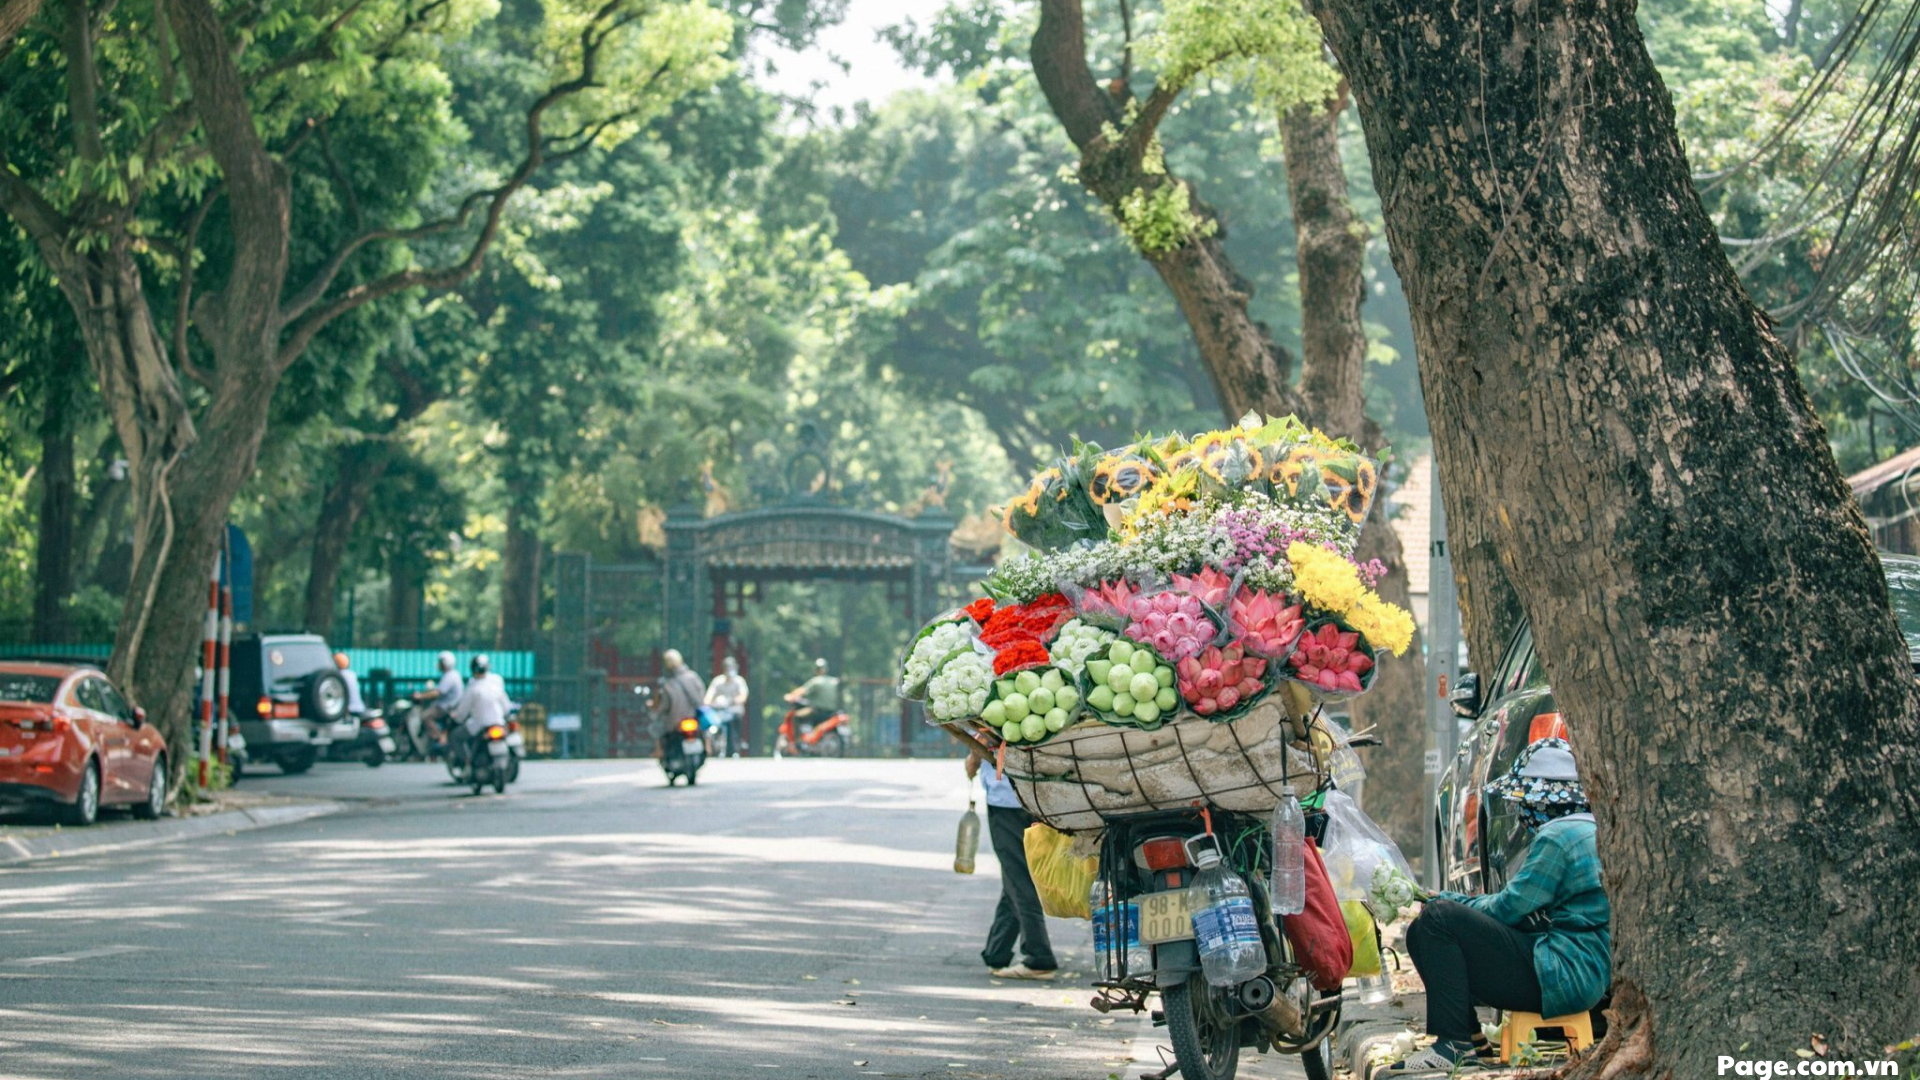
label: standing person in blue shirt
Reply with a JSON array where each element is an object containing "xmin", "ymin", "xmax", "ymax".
[
  {"xmin": 1395, "ymin": 738, "xmax": 1611, "ymax": 1072},
  {"xmin": 966, "ymin": 749, "xmax": 1058, "ymax": 981}
]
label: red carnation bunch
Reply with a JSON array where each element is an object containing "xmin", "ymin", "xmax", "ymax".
[
  {"xmin": 980, "ymin": 593, "xmax": 1072, "ymax": 650},
  {"xmin": 963, "ymin": 597, "xmax": 997, "ymax": 625},
  {"xmin": 992, "ymin": 640, "xmax": 1051, "ymax": 675}
]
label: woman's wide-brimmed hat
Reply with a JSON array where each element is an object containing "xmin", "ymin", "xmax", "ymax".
[{"xmin": 1487, "ymin": 736, "xmax": 1587, "ymax": 811}]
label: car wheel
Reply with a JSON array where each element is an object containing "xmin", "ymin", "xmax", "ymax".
[
  {"xmin": 279, "ymin": 749, "xmax": 316, "ymax": 775},
  {"xmin": 132, "ymin": 757, "xmax": 167, "ymax": 820},
  {"xmin": 62, "ymin": 761, "xmax": 101, "ymax": 827}
]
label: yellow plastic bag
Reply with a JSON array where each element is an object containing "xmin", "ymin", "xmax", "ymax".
[
  {"xmin": 1342, "ymin": 899, "xmax": 1382, "ymax": 977},
  {"xmin": 1024, "ymin": 823, "xmax": 1098, "ymax": 920}
]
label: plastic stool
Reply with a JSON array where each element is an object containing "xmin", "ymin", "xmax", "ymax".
[{"xmin": 1499, "ymin": 1010, "xmax": 1595, "ymax": 1062}]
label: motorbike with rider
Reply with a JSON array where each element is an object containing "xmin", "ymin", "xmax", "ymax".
[
  {"xmin": 655, "ymin": 649, "xmax": 709, "ymax": 785},
  {"xmin": 446, "ymin": 655, "xmax": 522, "ymax": 791},
  {"xmin": 405, "ymin": 651, "xmax": 464, "ymax": 761},
  {"xmin": 777, "ymin": 658, "xmax": 849, "ymax": 757}
]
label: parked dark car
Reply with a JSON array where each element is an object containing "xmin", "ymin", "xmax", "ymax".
[
  {"xmin": 1436, "ymin": 552, "xmax": 1920, "ymax": 895},
  {"xmin": 0, "ymin": 662, "xmax": 169, "ymax": 825},
  {"xmin": 231, "ymin": 634, "xmax": 355, "ymax": 774}
]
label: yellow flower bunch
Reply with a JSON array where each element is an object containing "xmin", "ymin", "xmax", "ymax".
[
  {"xmin": 1346, "ymin": 593, "xmax": 1415, "ymax": 657},
  {"xmin": 1285, "ymin": 541, "xmax": 1416, "ymax": 656},
  {"xmin": 1287, "ymin": 542, "xmax": 1365, "ymax": 614},
  {"xmin": 1118, "ymin": 466, "xmax": 1200, "ymax": 538}
]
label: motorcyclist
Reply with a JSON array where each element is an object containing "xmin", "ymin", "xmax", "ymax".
[
  {"xmin": 333, "ymin": 652, "xmax": 368, "ymax": 718},
  {"xmin": 659, "ymin": 650, "xmax": 706, "ymax": 725},
  {"xmin": 448, "ymin": 655, "xmax": 511, "ymax": 777},
  {"xmin": 703, "ymin": 656, "xmax": 748, "ymax": 757},
  {"xmin": 411, "ymin": 651, "xmax": 463, "ymax": 754},
  {"xmin": 784, "ymin": 658, "xmax": 840, "ymax": 727}
]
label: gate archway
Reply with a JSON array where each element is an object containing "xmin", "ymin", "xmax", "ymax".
[
  {"xmin": 664, "ymin": 503, "xmax": 955, "ymax": 755},
  {"xmin": 554, "ymin": 502, "xmax": 957, "ymax": 757}
]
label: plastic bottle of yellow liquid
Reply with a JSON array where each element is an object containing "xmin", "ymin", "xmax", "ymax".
[{"xmin": 954, "ymin": 800, "xmax": 981, "ymax": 874}]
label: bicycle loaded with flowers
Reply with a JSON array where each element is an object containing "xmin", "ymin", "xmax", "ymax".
[{"xmin": 896, "ymin": 414, "xmax": 1417, "ymax": 1080}]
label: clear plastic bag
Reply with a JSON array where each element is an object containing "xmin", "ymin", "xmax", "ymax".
[{"xmin": 1318, "ymin": 789, "xmax": 1414, "ymax": 903}]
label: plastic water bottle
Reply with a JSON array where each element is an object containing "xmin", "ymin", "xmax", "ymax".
[
  {"xmin": 1191, "ymin": 844, "xmax": 1268, "ymax": 987},
  {"xmin": 954, "ymin": 801, "xmax": 980, "ymax": 875},
  {"xmin": 1271, "ymin": 785, "xmax": 1306, "ymax": 916},
  {"xmin": 1090, "ymin": 879, "xmax": 1150, "ymax": 976}
]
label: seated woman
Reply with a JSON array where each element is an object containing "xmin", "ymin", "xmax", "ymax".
[{"xmin": 1396, "ymin": 738, "xmax": 1611, "ymax": 1071}]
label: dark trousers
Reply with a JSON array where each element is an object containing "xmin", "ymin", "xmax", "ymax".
[
  {"xmin": 1407, "ymin": 899, "xmax": 1544, "ymax": 1041},
  {"xmin": 982, "ymin": 805, "xmax": 1057, "ymax": 970}
]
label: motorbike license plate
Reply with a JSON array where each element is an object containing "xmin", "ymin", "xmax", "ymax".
[
  {"xmin": 682, "ymin": 737, "xmax": 703, "ymax": 755},
  {"xmin": 377, "ymin": 737, "xmax": 397, "ymax": 753},
  {"xmin": 488, "ymin": 741, "xmax": 509, "ymax": 758},
  {"xmin": 1138, "ymin": 887, "xmax": 1204, "ymax": 945}
]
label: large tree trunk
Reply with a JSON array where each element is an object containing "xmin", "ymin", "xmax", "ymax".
[
  {"xmin": 1281, "ymin": 95, "xmax": 1431, "ymax": 856},
  {"xmin": 304, "ymin": 442, "xmax": 386, "ymax": 634},
  {"xmin": 497, "ymin": 501, "xmax": 541, "ymax": 651},
  {"xmin": 388, "ymin": 554, "xmax": 424, "ymax": 648},
  {"xmin": 32, "ymin": 382, "xmax": 76, "ymax": 643},
  {"xmin": 1307, "ymin": 0, "xmax": 1920, "ymax": 1071}
]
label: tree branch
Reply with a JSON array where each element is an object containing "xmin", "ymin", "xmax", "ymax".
[
  {"xmin": 1030, "ymin": 0, "xmax": 1120, "ymax": 150},
  {"xmin": 0, "ymin": 0, "xmax": 44, "ymax": 58},
  {"xmin": 162, "ymin": 0, "xmax": 290, "ymax": 359},
  {"xmin": 0, "ymin": 150, "xmax": 77, "ymax": 274},
  {"xmin": 63, "ymin": 0, "xmax": 105, "ymax": 162},
  {"xmin": 273, "ymin": 0, "xmax": 632, "ymax": 368},
  {"xmin": 170, "ymin": 194, "xmax": 216, "ymax": 389}
]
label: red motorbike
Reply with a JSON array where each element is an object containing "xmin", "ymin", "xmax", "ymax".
[{"xmin": 776, "ymin": 691, "xmax": 850, "ymax": 758}]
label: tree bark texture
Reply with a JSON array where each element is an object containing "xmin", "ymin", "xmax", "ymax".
[
  {"xmin": 1029, "ymin": 0, "xmax": 1302, "ymax": 419},
  {"xmin": 304, "ymin": 442, "xmax": 388, "ymax": 634},
  {"xmin": 1306, "ymin": 0, "xmax": 1920, "ymax": 1071},
  {"xmin": 32, "ymin": 379, "xmax": 76, "ymax": 643},
  {"xmin": 497, "ymin": 503, "xmax": 542, "ymax": 651},
  {"xmin": 1280, "ymin": 96, "xmax": 1432, "ymax": 856}
]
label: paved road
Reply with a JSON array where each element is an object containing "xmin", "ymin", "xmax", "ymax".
[{"xmin": 0, "ymin": 758, "xmax": 1314, "ymax": 1080}]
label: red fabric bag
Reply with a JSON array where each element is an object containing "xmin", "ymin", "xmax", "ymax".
[{"xmin": 1281, "ymin": 839, "xmax": 1353, "ymax": 992}]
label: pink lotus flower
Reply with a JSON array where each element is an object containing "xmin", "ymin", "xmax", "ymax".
[
  {"xmin": 1229, "ymin": 587, "xmax": 1306, "ymax": 659},
  {"xmin": 1176, "ymin": 642, "xmax": 1269, "ymax": 717},
  {"xmin": 1172, "ymin": 567, "xmax": 1235, "ymax": 608},
  {"xmin": 1124, "ymin": 590, "xmax": 1213, "ymax": 662},
  {"xmin": 1082, "ymin": 579, "xmax": 1138, "ymax": 619},
  {"xmin": 1287, "ymin": 623, "xmax": 1376, "ymax": 695}
]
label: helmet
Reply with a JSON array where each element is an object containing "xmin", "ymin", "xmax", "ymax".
[
  {"xmin": 437, "ymin": 651, "xmax": 456, "ymax": 670},
  {"xmin": 333, "ymin": 652, "xmax": 351, "ymax": 670},
  {"xmin": 470, "ymin": 654, "xmax": 490, "ymax": 675},
  {"xmin": 814, "ymin": 657, "xmax": 828, "ymax": 671},
  {"xmin": 662, "ymin": 649, "xmax": 685, "ymax": 671}
]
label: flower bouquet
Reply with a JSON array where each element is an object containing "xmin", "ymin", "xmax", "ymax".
[
  {"xmin": 898, "ymin": 610, "xmax": 986, "ymax": 699},
  {"xmin": 1083, "ymin": 638, "xmax": 1180, "ymax": 729},
  {"xmin": 1287, "ymin": 621, "xmax": 1378, "ymax": 696},
  {"xmin": 1368, "ymin": 862, "xmax": 1428, "ymax": 925},
  {"xmin": 900, "ymin": 413, "xmax": 1417, "ymax": 820},
  {"xmin": 980, "ymin": 664, "xmax": 1084, "ymax": 746},
  {"xmin": 1047, "ymin": 617, "xmax": 1118, "ymax": 678},
  {"xmin": 925, "ymin": 651, "xmax": 994, "ymax": 723}
]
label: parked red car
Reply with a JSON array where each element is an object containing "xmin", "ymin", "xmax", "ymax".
[{"xmin": 0, "ymin": 662, "xmax": 169, "ymax": 825}]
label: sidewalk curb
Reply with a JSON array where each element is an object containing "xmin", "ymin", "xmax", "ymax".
[{"xmin": 0, "ymin": 800, "xmax": 346, "ymax": 867}]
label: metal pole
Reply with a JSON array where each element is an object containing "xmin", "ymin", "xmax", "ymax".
[
  {"xmin": 1422, "ymin": 455, "xmax": 1462, "ymax": 889},
  {"xmin": 198, "ymin": 560, "xmax": 219, "ymax": 790},
  {"xmin": 217, "ymin": 576, "xmax": 233, "ymax": 766}
]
